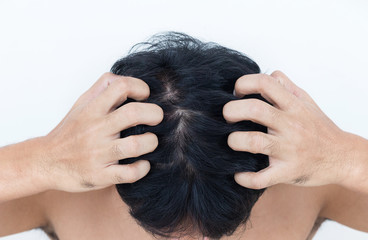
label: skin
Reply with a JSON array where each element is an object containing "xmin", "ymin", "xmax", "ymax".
[
  {"xmin": 1, "ymin": 183, "xmax": 368, "ymax": 239},
  {"xmin": 0, "ymin": 71, "xmax": 368, "ymax": 239},
  {"xmin": 0, "ymin": 72, "xmax": 164, "ymax": 203},
  {"xmin": 223, "ymin": 71, "xmax": 368, "ymax": 193}
]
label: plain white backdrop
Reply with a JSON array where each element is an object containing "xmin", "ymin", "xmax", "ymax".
[{"xmin": 0, "ymin": 0, "xmax": 368, "ymax": 239}]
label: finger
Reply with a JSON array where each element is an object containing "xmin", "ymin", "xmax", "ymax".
[
  {"xmin": 234, "ymin": 164, "xmax": 284, "ymax": 189},
  {"xmin": 107, "ymin": 160, "xmax": 151, "ymax": 184},
  {"xmin": 233, "ymin": 73, "xmax": 298, "ymax": 110},
  {"xmin": 106, "ymin": 102, "xmax": 164, "ymax": 134},
  {"xmin": 73, "ymin": 72, "xmax": 121, "ymax": 110},
  {"xmin": 271, "ymin": 70, "xmax": 314, "ymax": 103},
  {"xmin": 223, "ymin": 99, "xmax": 283, "ymax": 130},
  {"xmin": 93, "ymin": 75, "xmax": 150, "ymax": 114},
  {"xmin": 108, "ymin": 132, "xmax": 159, "ymax": 162},
  {"xmin": 228, "ymin": 131, "xmax": 280, "ymax": 156}
]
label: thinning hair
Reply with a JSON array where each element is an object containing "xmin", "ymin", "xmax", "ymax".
[{"xmin": 113, "ymin": 32, "xmax": 269, "ymax": 239}]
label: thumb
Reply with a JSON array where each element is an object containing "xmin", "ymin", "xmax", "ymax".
[
  {"xmin": 234, "ymin": 165, "xmax": 282, "ymax": 189},
  {"xmin": 107, "ymin": 160, "xmax": 151, "ymax": 185}
]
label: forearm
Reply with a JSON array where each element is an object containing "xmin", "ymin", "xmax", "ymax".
[
  {"xmin": 341, "ymin": 132, "xmax": 368, "ymax": 194},
  {"xmin": 0, "ymin": 137, "xmax": 49, "ymax": 203}
]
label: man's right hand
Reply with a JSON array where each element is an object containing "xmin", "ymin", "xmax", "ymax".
[{"xmin": 39, "ymin": 72, "xmax": 163, "ymax": 192}]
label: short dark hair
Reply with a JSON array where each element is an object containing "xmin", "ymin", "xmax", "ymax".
[{"xmin": 113, "ymin": 32, "xmax": 269, "ymax": 239}]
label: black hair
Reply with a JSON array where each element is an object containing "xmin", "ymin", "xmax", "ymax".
[{"xmin": 113, "ymin": 32, "xmax": 269, "ymax": 239}]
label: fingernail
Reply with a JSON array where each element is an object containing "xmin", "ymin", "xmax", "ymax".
[{"xmin": 233, "ymin": 89, "xmax": 236, "ymax": 96}]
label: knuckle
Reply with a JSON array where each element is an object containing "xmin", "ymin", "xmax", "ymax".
[
  {"xmin": 126, "ymin": 136, "xmax": 141, "ymax": 156},
  {"xmin": 248, "ymin": 133, "xmax": 264, "ymax": 152},
  {"xmin": 111, "ymin": 144, "xmax": 126, "ymax": 158},
  {"xmin": 291, "ymin": 119, "xmax": 307, "ymax": 135},
  {"xmin": 115, "ymin": 77, "xmax": 130, "ymax": 92},
  {"xmin": 248, "ymin": 133, "xmax": 278, "ymax": 155},
  {"xmin": 113, "ymin": 174, "xmax": 126, "ymax": 184},
  {"xmin": 258, "ymin": 74, "xmax": 273, "ymax": 90},
  {"xmin": 124, "ymin": 103, "xmax": 140, "ymax": 125},
  {"xmin": 268, "ymin": 106, "xmax": 280, "ymax": 121},
  {"xmin": 264, "ymin": 137, "xmax": 279, "ymax": 155},
  {"xmin": 104, "ymin": 112, "xmax": 115, "ymax": 126},
  {"xmin": 123, "ymin": 165, "xmax": 140, "ymax": 183},
  {"xmin": 247, "ymin": 100, "xmax": 262, "ymax": 117},
  {"xmin": 272, "ymin": 70, "xmax": 283, "ymax": 76},
  {"xmin": 100, "ymin": 72, "xmax": 114, "ymax": 81},
  {"xmin": 271, "ymin": 70, "xmax": 286, "ymax": 83}
]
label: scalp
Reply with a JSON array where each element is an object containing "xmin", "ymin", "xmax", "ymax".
[{"xmin": 112, "ymin": 31, "xmax": 269, "ymax": 239}]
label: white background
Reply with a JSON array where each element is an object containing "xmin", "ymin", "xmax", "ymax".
[{"xmin": 0, "ymin": 0, "xmax": 368, "ymax": 239}]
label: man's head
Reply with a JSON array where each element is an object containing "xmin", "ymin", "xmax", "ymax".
[{"xmin": 113, "ymin": 32, "xmax": 269, "ymax": 239}]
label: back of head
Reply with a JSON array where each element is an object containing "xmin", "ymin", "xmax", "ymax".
[{"xmin": 112, "ymin": 32, "xmax": 269, "ymax": 239}]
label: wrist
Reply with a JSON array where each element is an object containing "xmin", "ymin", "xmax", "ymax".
[
  {"xmin": 339, "ymin": 132, "xmax": 368, "ymax": 192},
  {"xmin": 28, "ymin": 136, "xmax": 56, "ymax": 192},
  {"xmin": 15, "ymin": 136, "xmax": 54, "ymax": 193},
  {"xmin": 0, "ymin": 136, "xmax": 52, "ymax": 202}
]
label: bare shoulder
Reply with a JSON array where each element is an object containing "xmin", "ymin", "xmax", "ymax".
[
  {"xmin": 0, "ymin": 192, "xmax": 48, "ymax": 236},
  {"xmin": 319, "ymin": 184, "xmax": 368, "ymax": 232},
  {"xmin": 254, "ymin": 183, "xmax": 331, "ymax": 214},
  {"xmin": 40, "ymin": 188, "xmax": 111, "ymax": 225},
  {"xmin": 234, "ymin": 184, "xmax": 332, "ymax": 240},
  {"xmin": 38, "ymin": 187, "xmax": 151, "ymax": 239},
  {"xmin": 258, "ymin": 183, "xmax": 368, "ymax": 235}
]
